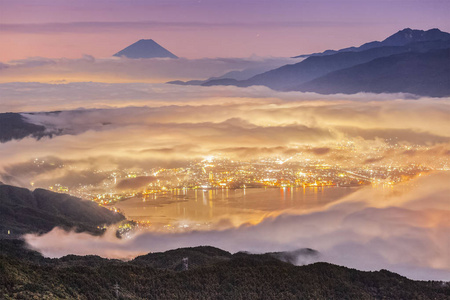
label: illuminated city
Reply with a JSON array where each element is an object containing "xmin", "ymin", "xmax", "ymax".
[{"xmin": 27, "ymin": 142, "xmax": 438, "ymax": 232}]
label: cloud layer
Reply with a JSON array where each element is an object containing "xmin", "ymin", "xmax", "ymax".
[
  {"xmin": 0, "ymin": 56, "xmax": 297, "ymax": 84},
  {"xmin": 0, "ymin": 69, "xmax": 448, "ymax": 282},
  {"xmin": 1, "ymin": 82, "xmax": 449, "ymax": 188}
]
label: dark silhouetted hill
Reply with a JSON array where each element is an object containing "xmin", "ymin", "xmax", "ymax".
[
  {"xmin": 0, "ymin": 184, "xmax": 124, "ymax": 237},
  {"xmin": 1, "ymin": 240, "xmax": 449, "ymax": 299},
  {"xmin": 0, "ymin": 113, "xmax": 49, "ymax": 143},
  {"xmin": 133, "ymin": 246, "xmax": 233, "ymax": 270},
  {"xmin": 297, "ymin": 48, "xmax": 450, "ymax": 97}
]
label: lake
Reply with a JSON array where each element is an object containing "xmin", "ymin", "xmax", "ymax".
[{"xmin": 115, "ymin": 186, "xmax": 360, "ymax": 230}]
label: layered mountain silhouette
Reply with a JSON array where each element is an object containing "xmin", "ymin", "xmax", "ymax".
[
  {"xmin": 297, "ymin": 48, "xmax": 450, "ymax": 97},
  {"xmin": 167, "ymin": 65, "xmax": 284, "ymax": 86},
  {"xmin": 294, "ymin": 28, "xmax": 450, "ymax": 58},
  {"xmin": 113, "ymin": 39, "xmax": 178, "ymax": 59},
  {"xmin": 199, "ymin": 28, "xmax": 450, "ymax": 97}
]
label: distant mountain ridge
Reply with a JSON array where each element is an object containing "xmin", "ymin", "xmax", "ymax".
[
  {"xmin": 204, "ymin": 41, "xmax": 449, "ymax": 90},
  {"xmin": 294, "ymin": 28, "xmax": 450, "ymax": 58},
  {"xmin": 167, "ymin": 62, "xmax": 293, "ymax": 86},
  {"xmin": 114, "ymin": 39, "xmax": 178, "ymax": 59},
  {"xmin": 297, "ymin": 48, "xmax": 450, "ymax": 97},
  {"xmin": 199, "ymin": 28, "xmax": 450, "ymax": 97}
]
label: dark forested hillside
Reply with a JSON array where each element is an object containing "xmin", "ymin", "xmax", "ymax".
[
  {"xmin": 0, "ymin": 184, "xmax": 125, "ymax": 237},
  {"xmin": 1, "ymin": 240, "xmax": 449, "ymax": 300},
  {"xmin": 0, "ymin": 113, "xmax": 48, "ymax": 143}
]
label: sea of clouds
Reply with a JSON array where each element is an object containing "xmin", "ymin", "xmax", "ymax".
[
  {"xmin": 1, "ymin": 56, "xmax": 449, "ymax": 282},
  {"xmin": 1, "ymin": 81, "xmax": 449, "ymax": 188}
]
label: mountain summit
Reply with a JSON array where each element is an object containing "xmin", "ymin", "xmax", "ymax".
[
  {"xmin": 113, "ymin": 39, "xmax": 178, "ymax": 59},
  {"xmin": 354, "ymin": 28, "xmax": 450, "ymax": 52},
  {"xmin": 380, "ymin": 28, "xmax": 450, "ymax": 47},
  {"xmin": 294, "ymin": 28, "xmax": 450, "ymax": 58}
]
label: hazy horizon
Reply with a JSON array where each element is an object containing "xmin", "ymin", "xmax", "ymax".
[{"xmin": 1, "ymin": 0, "xmax": 450, "ymax": 61}]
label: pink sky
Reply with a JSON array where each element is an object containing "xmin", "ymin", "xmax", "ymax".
[{"xmin": 1, "ymin": 0, "xmax": 449, "ymax": 61}]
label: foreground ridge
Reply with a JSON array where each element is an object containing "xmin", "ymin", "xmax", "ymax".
[{"xmin": 1, "ymin": 240, "xmax": 449, "ymax": 299}]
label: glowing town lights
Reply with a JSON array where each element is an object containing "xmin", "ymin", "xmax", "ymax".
[{"xmin": 203, "ymin": 155, "xmax": 215, "ymax": 163}]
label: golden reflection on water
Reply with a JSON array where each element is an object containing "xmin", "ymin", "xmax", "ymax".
[{"xmin": 115, "ymin": 187, "xmax": 361, "ymax": 230}]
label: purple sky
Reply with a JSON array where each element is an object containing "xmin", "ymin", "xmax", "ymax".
[{"xmin": 1, "ymin": 0, "xmax": 449, "ymax": 60}]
